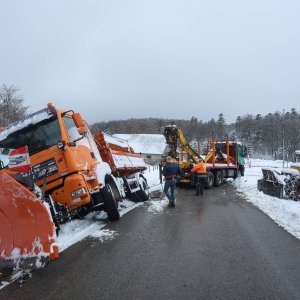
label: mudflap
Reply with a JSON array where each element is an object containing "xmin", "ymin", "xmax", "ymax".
[{"xmin": 0, "ymin": 173, "xmax": 59, "ymax": 270}]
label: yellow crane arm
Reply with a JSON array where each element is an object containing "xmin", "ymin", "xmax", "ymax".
[{"xmin": 176, "ymin": 128, "xmax": 202, "ymax": 163}]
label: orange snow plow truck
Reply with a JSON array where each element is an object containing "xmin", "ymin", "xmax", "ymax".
[{"xmin": 0, "ymin": 103, "xmax": 149, "ymax": 268}]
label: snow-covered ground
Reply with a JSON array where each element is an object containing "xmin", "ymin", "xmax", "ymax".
[{"xmin": 234, "ymin": 159, "xmax": 300, "ymax": 239}]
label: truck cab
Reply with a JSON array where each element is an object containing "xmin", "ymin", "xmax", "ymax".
[{"xmin": 0, "ymin": 104, "xmax": 109, "ymax": 212}]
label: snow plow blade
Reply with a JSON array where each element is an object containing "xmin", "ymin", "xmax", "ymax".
[{"xmin": 0, "ymin": 173, "xmax": 58, "ymax": 269}]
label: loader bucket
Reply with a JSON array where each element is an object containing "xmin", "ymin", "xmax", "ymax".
[{"xmin": 0, "ymin": 173, "xmax": 58, "ymax": 269}]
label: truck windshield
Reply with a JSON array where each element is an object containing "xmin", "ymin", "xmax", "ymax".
[{"xmin": 0, "ymin": 116, "xmax": 61, "ymax": 167}]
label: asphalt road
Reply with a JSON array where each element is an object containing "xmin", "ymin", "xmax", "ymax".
[{"xmin": 1, "ymin": 183, "xmax": 300, "ymax": 300}]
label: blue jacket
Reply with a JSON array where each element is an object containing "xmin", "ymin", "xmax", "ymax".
[{"xmin": 162, "ymin": 162, "xmax": 181, "ymax": 179}]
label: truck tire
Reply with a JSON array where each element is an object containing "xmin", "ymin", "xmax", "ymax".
[
  {"xmin": 214, "ymin": 171, "xmax": 223, "ymax": 187},
  {"xmin": 101, "ymin": 184, "xmax": 120, "ymax": 221},
  {"xmin": 206, "ymin": 171, "xmax": 214, "ymax": 188},
  {"xmin": 289, "ymin": 175, "xmax": 300, "ymax": 201},
  {"xmin": 284, "ymin": 176, "xmax": 298, "ymax": 199},
  {"xmin": 131, "ymin": 177, "xmax": 150, "ymax": 202}
]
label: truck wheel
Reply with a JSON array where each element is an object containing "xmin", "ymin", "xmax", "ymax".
[
  {"xmin": 214, "ymin": 171, "xmax": 223, "ymax": 187},
  {"xmin": 206, "ymin": 171, "xmax": 214, "ymax": 188},
  {"xmin": 131, "ymin": 177, "xmax": 150, "ymax": 202},
  {"xmin": 290, "ymin": 175, "xmax": 300, "ymax": 201},
  {"xmin": 101, "ymin": 184, "xmax": 120, "ymax": 221},
  {"xmin": 284, "ymin": 176, "xmax": 298, "ymax": 199}
]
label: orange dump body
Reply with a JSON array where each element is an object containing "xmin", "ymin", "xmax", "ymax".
[
  {"xmin": 94, "ymin": 133, "xmax": 147, "ymax": 177},
  {"xmin": 0, "ymin": 173, "xmax": 58, "ymax": 268}
]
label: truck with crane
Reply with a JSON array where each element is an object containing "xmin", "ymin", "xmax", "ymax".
[{"xmin": 161, "ymin": 125, "xmax": 246, "ymax": 187}]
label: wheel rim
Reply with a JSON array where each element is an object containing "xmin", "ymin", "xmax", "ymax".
[
  {"xmin": 141, "ymin": 178, "xmax": 149, "ymax": 197},
  {"xmin": 208, "ymin": 173, "xmax": 213, "ymax": 186},
  {"xmin": 107, "ymin": 184, "xmax": 117, "ymax": 205},
  {"xmin": 217, "ymin": 172, "xmax": 223, "ymax": 184}
]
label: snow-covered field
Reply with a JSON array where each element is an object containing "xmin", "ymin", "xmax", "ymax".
[{"xmin": 234, "ymin": 159, "xmax": 300, "ymax": 239}]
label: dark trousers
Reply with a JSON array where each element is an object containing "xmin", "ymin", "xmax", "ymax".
[
  {"xmin": 164, "ymin": 179, "xmax": 176, "ymax": 202},
  {"xmin": 195, "ymin": 174, "xmax": 206, "ymax": 195}
]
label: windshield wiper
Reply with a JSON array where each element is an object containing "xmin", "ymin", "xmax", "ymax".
[{"xmin": 71, "ymin": 134, "xmax": 85, "ymax": 144}]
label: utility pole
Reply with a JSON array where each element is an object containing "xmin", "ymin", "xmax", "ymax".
[{"xmin": 282, "ymin": 109, "xmax": 285, "ymax": 168}]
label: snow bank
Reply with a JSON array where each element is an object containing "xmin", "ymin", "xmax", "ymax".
[
  {"xmin": 233, "ymin": 159, "xmax": 300, "ymax": 239},
  {"xmin": 57, "ymin": 201, "xmax": 142, "ymax": 252},
  {"xmin": 144, "ymin": 165, "xmax": 161, "ymax": 192}
]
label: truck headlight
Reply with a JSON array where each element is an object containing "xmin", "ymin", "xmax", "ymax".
[{"xmin": 71, "ymin": 188, "xmax": 86, "ymax": 198}]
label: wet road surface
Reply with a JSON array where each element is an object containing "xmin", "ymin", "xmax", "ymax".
[{"xmin": 1, "ymin": 183, "xmax": 300, "ymax": 299}]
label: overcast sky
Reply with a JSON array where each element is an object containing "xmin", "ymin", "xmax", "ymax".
[{"xmin": 0, "ymin": 0, "xmax": 299, "ymax": 124}]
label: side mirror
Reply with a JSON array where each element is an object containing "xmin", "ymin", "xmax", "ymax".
[{"xmin": 73, "ymin": 113, "xmax": 88, "ymax": 135}]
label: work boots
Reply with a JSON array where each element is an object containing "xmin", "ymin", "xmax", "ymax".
[{"xmin": 168, "ymin": 201, "xmax": 175, "ymax": 208}]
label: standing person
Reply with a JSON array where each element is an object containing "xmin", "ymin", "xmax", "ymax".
[
  {"xmin": 162, "ymin": 156, "xmax": 181, "ymax": 207},
  {"xmin": 191, "ymin": 160, "xmax": 207, "ymax": 195}
]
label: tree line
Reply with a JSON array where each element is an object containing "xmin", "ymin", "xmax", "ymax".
[
  {"xmin": 91, "ymin": 111, "xmax": 300, "ymax": 160},
  {"xmin": 0, "ymin": 84, "xmax": 299, "ymax": 160}
]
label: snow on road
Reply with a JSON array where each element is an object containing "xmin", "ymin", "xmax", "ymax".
[
  {"xmin": 233, "ymin": 159, "xmax": 300, "ymax": 239},
  {"xmin": 57, "ymin": 199, "xmax": 146, "ymax": 252}
]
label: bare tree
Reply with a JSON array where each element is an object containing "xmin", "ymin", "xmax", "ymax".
[{"xmin": 0, "ymin": 84, "xmax": 28, "ymax": 127}]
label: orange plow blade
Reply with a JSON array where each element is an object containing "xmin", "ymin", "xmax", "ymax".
[{"xmin": 0, "ymin": 173, "xmax": 58, "ymax": 269}]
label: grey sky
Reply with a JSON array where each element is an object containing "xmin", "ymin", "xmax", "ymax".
[{"xmin": 0, "ymin": 0, "xmax": 299, "ymax": 124}]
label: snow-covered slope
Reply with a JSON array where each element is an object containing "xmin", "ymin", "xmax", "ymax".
[{"xmin": 233, "ymin": 159, "xmax": 300, "ymax": 239}]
